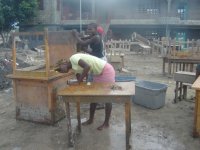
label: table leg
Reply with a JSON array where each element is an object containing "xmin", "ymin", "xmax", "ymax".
[
  {"xmin": 183, "ymin": 85, "xmax": 187, "ymax": 100},
  {"xmin": 168, "ymin": 61, "xmax": 171, "ymax": 76},
  {"xmin": 179, "ymin": 82, "xmax": 183, "ymax": 101},
  {"xmin": 128, "ymin": 101, "xmax": 131, "ymax": 135},
  {"xmin": 76, "ymin": 101, "xmax": 81, "ymax": 133},
  {"xmin": 64, "ymin": 101, "xmax": 74, "ymax": 147},
  {"xmin": 162, "ymin": 58, "xmax": 165, "ymax": 75},
  {"xmin": 125, "ymin": 102, "xmax": 131, "ymax": 150},
  {"xmin": 174, "ymin": 81, "xmax": 178, "ymax": 103}
]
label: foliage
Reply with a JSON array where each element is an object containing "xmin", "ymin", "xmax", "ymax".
[
  {"xmin": 16, "ymin": 0, "xmax": 38, "ymax": 24},
  {"xmin": 0, "ymin": 0, "xmax": 16, "ymax": 32},
  {"xmin": 0, "ymin": 0, "xmax": 38, "ymax": 46}
]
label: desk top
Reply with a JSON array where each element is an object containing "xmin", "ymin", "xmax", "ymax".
[
  {"xmin": 58, "ymin": 82, "xmax": 135, "ymax": 97},
  {"xmin": 174, "ymin": 71, "xmax": 196, "ymax": 83},
  {"xmin": 175, "ymin": 71, "xmax": 195, "ymax": 76}
]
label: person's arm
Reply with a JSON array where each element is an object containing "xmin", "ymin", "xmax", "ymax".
[
  {"xmin": 77, "ymin": 59, "xmax": 91, "ymax": 83},
  {"xmin": 73, "ymin": 30, "xmax": 100, "ymax": 46},
  {"xmin": 76, "ymin": 73, "xmax": 89, "ymax": 83}
]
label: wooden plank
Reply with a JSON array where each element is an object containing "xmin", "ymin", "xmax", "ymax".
[
  {"xmin": 193, "ymin": 91, "xmax": 200, "ymax": 137},
  {"xmin": 7, "ymin": 71, "xmax": 74, "ymax": 81},
  {"xmin": 45, "ymin": 29, "xmax": 50, "ymax": 77},
  {"xmin": 192, "ymin": 76, "xmax": 200, "ymax": 90},
  {"xmin": 12, "ymin": 34, "xmax": 17, "ymax": 73},
  {"xmin": 17, "ymin": 64, "xmax": 45, "ymax": 71},
  {"xmin": 192, "ymin": 76, "xmax": 200, "ymax": 137},
  {"xmin": 197, "ymin": 93, "xmax": 200, "ymax": 135},
  {"xmin": 58, "ymin": 82, "xmax": 135, "ymax": 97}
]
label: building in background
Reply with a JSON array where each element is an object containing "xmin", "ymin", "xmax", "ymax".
[{"xmin": 33, "ymin": 0, "xmax": 200, "ymax": 41}]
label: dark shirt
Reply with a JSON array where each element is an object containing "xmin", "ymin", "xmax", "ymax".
[{"xmin": 90, "ymin": 35, "xmax": 104, "ymax": 58}]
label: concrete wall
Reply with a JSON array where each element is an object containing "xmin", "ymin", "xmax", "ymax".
[
  {"xmin": 170, "ymin": 0, "xmax": 200, "ymax": 20},
  {"xmin": 188, "ymin": 0, "xmax": 200, "ymax": 20},
  {"xmin": 35, "ymin": 0, "xmax": 61, "ymax": 24},
  {"xmin": 35, "ymin": 0, "xmax": 200, "ymax": 24},
  {"xmin": 30, "ymin": 0, "xmax": 200, "ymax": 40}
]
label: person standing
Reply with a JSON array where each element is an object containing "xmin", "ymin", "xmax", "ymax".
[
  {"xmin": 73, "ymin": 23, "xmax": 106, "ymax": 60},
  {"xmin": 73, "ymin": 23, "xmax": 107, "ymax": 109}
]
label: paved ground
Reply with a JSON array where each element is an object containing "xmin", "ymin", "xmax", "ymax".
[{"xmin": 0, "ymin": 53, "xmax": 200, "ymax": 150}]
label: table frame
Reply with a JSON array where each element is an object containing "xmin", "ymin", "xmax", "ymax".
[{"xmin": 58, "ymin": 82, "xmax": 135, "ymax": 150}]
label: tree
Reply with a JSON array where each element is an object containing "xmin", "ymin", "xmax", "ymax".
[
  {"xmin": 16, "ymin": 0, "xmax": 38, "ymax": 24},
  {"xmin": 0, "ymin": 0, "xmax": 38, "ymax": 47}
]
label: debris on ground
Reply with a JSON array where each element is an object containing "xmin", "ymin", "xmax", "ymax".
[
  {"xmin": 110, "ymin": 84, "xmax": 122, "ymax": 90},
  {"xmin": 0, "ymin": 49, "xmax": 31, "ymax": 90}
]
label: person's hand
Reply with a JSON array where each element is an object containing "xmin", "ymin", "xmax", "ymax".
[{"xmin": 76, "ymin": 73, "xmax": 86, "ymax": 84}]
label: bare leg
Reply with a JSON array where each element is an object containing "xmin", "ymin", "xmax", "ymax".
[
  {"xmin": 82, "ymin": 103, "xmax": 97, "ymax": 125},
  {"xmin": 97, "ymin": 103, "xmax": 112, "ymax": 130}
]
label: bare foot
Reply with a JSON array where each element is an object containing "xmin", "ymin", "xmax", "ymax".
[
  {"xmin": 97, "ymin": 123, "xmax": 109, "ymax": 131},
  {"xmin": 82, "ymin": 119, "xmax": 93, "ymax": 126}
]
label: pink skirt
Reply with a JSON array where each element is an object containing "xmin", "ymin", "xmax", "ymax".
[{"xmin": 93, "ymin": 63, "xmax": 115, "ymax": 83}]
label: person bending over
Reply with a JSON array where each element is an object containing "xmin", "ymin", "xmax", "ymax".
[{"xmin": 56, "ymin": 53, "xmax": 115, "ymax": 130}]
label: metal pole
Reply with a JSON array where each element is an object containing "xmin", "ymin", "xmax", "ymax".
[
  {"xmin": 166, "ymin": 0, "xmax": 171, "ymax": 38},
  {"xmin": 80, "ymin": 0, "xmax": 82, "ymax": 32}
]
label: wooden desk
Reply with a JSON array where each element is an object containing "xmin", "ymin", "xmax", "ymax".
[
  {"xmin": 174, "ymin": 71, "xmax": 196, "ymax": 103},
  {"xmin": 58, "ymin": 82, "xmax": 135, "ymax": 150},
  {"xmin": 192, "ymin": 76, "xmax": 200, "ymax": 137}
]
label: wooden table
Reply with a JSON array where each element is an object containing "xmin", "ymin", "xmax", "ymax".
[
  {"xmin": 192, "ymin": 76, "xmax": 200, "ymax": 137},
  {"xmin": 174, "ymin": 71, "xmax": 196, "ymax": 103},
  {"xmin": 58, "ymin": 82, "xmax": 135, "ymax": 150}
]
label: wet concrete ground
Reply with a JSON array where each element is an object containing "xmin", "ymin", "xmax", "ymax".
[{"xmin": 0, "ymin": 54, "xmax": 200, "ymax": 150}]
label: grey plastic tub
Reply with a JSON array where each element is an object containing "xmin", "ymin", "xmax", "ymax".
[{"xmin": 133, "ymin": 80, "xmax": 168, "ymax": 109}]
